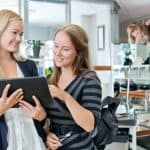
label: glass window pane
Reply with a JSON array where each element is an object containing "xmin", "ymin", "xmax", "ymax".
[{"xmin": 28, "ymin": 0, "xmax": 66, "ymax": 41}]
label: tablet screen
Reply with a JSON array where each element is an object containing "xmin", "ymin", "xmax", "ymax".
[{"xmin": 0, "ymin": 76, "xmax": 52, "ymax": 109}]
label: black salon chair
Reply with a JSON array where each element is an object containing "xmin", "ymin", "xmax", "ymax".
[{"xmin": 137, "ymin": 135, "xmax": 150, "ymax": 150}]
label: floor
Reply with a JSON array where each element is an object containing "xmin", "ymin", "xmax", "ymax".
[{"xmin": 105, "ymin": 142, "xmax": 146, "ymax": 150}]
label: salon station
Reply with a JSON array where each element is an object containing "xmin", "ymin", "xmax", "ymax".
[{"xmin": 0, "ymin": 0, "xmax": 150, "ymax": 150}]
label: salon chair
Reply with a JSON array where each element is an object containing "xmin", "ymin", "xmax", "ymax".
[{"xmin": 137, "ymin": 135, "xmax": 150, "ymax": 150}]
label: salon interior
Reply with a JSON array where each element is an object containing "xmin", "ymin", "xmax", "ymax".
[{"xmin": 0, "ymin": 0, "xmax": 150, "ymax": 149}]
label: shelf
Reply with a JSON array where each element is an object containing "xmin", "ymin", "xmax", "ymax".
[
  {"xmin": 114, "ymin": 77, "xmax": 150, "ymax": 81},
  {"xmin": 113, "ymin": 65, "xmax": 150, "ymax": 70},
  {"xmin": 119, "ymin": 90, "xmax": 150, "ymax": 99},
  {"xmin": 113, "ymin": 65, "xmax": 150, "ymax": 81}
]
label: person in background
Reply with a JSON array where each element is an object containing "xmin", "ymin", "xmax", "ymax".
[
  {"xmin": 0, "ymin": 9, "xmax": 46, "ymax": 149},
  {"xmin": 144, "ymin": 19, "xmax": 150, "ymax": 45},
  {"xmin": 127, "ymin": 22, "xmax": 150, "ymax": 45},
  {"xmin": 127, "ymin": 23, "xmax": 145, "ymax": 44},
  {"xmin": 46, "ymin": 24, "xmax": 102, "ymax": 150}
]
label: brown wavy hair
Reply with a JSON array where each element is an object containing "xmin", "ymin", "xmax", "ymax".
[
  {"xmin": 127, "ymin": 23, "xmax": 140, "ymax": 43},
  {"xmin": 48, "ymin": 24, "xmax": 91, "ymax": 85}
]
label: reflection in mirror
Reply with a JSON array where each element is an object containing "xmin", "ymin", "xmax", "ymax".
[
  {"xmin": 113, "ymin": 43, "xmax": 150, "ymax": 66},
  {"xmin": 112, "ymin": 42, "xmax": 150, "ymax": 114}
]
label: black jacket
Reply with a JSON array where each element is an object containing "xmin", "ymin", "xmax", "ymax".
[{"xmin": 0, "ymin": 60, "xmax": 46, "ymax": 150}]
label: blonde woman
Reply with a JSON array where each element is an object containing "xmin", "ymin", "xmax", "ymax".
[{"xmin": 0, "ymin": 9, "xmax": 46, "ymax": 149}]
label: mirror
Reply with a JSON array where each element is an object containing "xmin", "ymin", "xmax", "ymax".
[{"xmin": 113, "ymin": 43, "xmax": 150, "ymax": 66}]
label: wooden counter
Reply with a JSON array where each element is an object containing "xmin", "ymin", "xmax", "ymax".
[
  {"xmin": 120, "ymin": 90, "xmax": 150, "ymax": 99},
  {"xmin": 137, "ymin": 126, "xmax": 150, "ymax": 136},
  {"xmin": 137, "ymin": 121, "xmax": 150, "ymax": 136},
  {"xmin": 93, "ymin": 65, "xmax": 111, "ymax": 71}
]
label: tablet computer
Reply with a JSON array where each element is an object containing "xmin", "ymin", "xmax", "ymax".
[{"xmin": 0, "ymin": 76, "xmax": 52, "ymax": 109}]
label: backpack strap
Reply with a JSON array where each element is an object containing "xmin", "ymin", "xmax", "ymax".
[{"xmin": 101, "ymin": 96, "xmax": 120, "ymax": 114}]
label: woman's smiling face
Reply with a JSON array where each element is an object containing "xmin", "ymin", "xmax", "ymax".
[
  {"xmin": 53, "ymin": 31, "xmax": 77, "ymax": 69},
  {"xmin": 0, "ymin": 20, "xmax": 23, "ymax": 53}
]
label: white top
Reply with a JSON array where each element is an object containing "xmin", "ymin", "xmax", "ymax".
[{"xmin": 5, "ymin": 64, "xmax": 46, "ymax": 150}]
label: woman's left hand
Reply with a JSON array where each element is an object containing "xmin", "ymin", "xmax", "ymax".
[
  {"xmin": 48, "ymin": 85, "xmax": 67, "ymax": 103},
  {"xmin": 19, "ymin": 95, "xmax": 46, "ymax": 121}
]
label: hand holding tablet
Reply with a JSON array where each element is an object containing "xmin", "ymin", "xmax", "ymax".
[{"xmin": 0, "ymin": 77, "xmax": 52, "ymax": 109}]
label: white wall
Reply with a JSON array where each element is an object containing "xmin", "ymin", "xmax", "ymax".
[
  {"xmin": 71, "ymin": 1, "xmax": 112, "ymax": 64},
  {"xmin": 81, "ymin": 15, "xmax": 96, "ymax": 66},
  {"xmin": 71, "ymin": 1, "xmax": 115, "ymax": 97},
  {"xmin": 71, "ymin": 1, "xmax": 113, "ymax": 65}
]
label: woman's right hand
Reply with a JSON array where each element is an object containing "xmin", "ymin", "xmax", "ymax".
[
  {"xmin": 46, "ymin": 132, "xmax": 62, "ymax": 150},
  {"xmin": 19, "ymin": 95, "xmax": 46, "ymax": 121},
  {"xmin": 0, "ymin": 84, "xmax": 23, "ymax": 116}
]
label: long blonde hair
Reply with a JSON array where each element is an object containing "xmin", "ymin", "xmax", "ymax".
[
  {"xmin": 0, "ymin": 9, "xmax": 25, "ymax": 78},
  {"xmin": 48, "ymin": 24, "xmax": 90, "ymax": 85},
  {"xmin": 0, "ymin": 9, "xmax": 25, "ymax": 60}
]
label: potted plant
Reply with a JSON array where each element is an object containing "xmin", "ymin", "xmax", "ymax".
[{"xmin": 32, "ymin": 40, "xmax": 44, "ymax": 58}]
